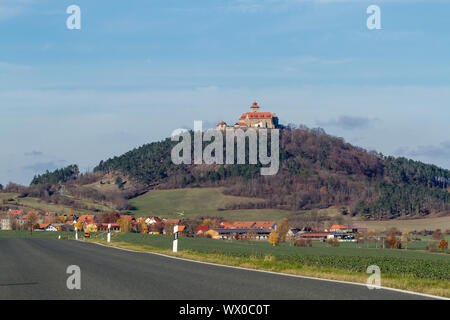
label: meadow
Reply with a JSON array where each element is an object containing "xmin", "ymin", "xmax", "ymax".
[
  {"xmin": 0, "ymin": 192, "xmax": 110, "ymax": 215},
  {"xmin": 101, "ymin": 233, "xmax": 450, "ymax": 280},
  {"xmin": 128, "ymin": 187, "xmax": 299, "ymax": 220}
]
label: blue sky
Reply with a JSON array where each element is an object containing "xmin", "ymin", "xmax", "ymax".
[{"xmin": 1, "ymin": 0, "xmax": 450, "ymax": 185}]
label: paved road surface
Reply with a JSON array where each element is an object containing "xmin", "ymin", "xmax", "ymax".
[{"xmin": 0, "ymin": 238, "xmax": 437, "ymax": 300}]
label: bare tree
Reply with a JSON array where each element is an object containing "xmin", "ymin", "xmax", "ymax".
[{"xmin": 26, "ymin": 212, "xmax": 39, "ymax": 235}]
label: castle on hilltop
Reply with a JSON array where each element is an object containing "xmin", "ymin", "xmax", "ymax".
[{"xmin": 216, "ymin": 102, "xmax": 279, "ymax": 130}]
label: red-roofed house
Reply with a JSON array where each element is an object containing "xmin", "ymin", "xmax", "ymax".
[
  {"xmin": 299, "ymin": 232, "xmax": 331, "ymax": 240},
  {"xmin": 8, "ymin": 209, "xmax": 23, "ymax": 216},
  {"xmin": 165, "ymin": 219, "xmax": 180, "ymax": 224},
  {"xmin": 329, "ymin": 225, "xmax": 349, "ymax": 233},
  {"xmin": 253, "ymin": 221, "xmax": 277, "ymax": 230},
  {"xmin": 37, "ymin": 224, "xmax": 58, "ymax": 232},
  {"xmin": 78, "ymin": 215, "xmax": 96, "ymax": 224},
  {"xmin": 220, "ymin": 221, "xmax": 256, "ymax": 229},
  {"xmin": 195, "ymin": 225, "xmax": 209, "ymax": 235}
]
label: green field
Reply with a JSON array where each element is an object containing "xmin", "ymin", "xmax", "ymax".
[
  {"xmin": 128, "ymin": 187, "xmax": 299, "ymax": 220},
  {"xmin": 99, "ymin": 233, "xmax": 448, "ymax": 281}
]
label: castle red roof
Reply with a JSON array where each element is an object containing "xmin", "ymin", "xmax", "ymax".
[{"xmin": 240, "ymin": 112, "xmax": 275, "ymax": 120}]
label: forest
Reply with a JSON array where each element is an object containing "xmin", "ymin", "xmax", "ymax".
[{"xmin": 22, "ymin": 127, "xmax": 450, "ymax": 219}]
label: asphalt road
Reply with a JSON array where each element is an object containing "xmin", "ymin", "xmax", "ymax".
[{"xmin": 0, "ymin": 238, "xmax": 438, "ymax": 300}]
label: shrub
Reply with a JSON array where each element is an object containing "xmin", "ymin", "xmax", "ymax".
[
  {"xmin": 294, "ymin": 239, "xmax": 312, "ymax": 247},
  {"xmin": 438, "ymin": 239, "xmax": 448, "ymax": 250},
  {"xmin": 386, "ymin": 232, "xmax": 402, "ymax": 249},
  {"xmin": 327, "ymin": 239, "xmax": 340, "ymax": 247}
]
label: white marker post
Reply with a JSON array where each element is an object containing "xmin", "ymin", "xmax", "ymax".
[
  {"xmin": 107, "ymin": 223, "xmax": 111, "ymax": 243},
  {"xmin": 173, "ymin": 225, "xmax": 178, "ymax": 253},
  {"xmin": 75, "ymin": 226, "xmax": 78, "ymax": 240}
]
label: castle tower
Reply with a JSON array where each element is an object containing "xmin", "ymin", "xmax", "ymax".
[{"xmin": 250, "ymin": 101, "xmax": 260, "ymax": 112}]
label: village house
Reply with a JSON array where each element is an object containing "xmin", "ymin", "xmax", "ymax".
[
  {"xmin": 211, "ymin": 228, "xmax": 272, "ymax": 240},
  {"xmin": 202, "ymin": 220, "xmax": 277, "ymax": 240},
  {"xmin": 327, "ymin": 225, "xmax": 349, "ymax": 233},
  {"xmin": 195, "ymin": 225, "xmax": 209, "ymax": 236},
  {"xmin": 78, "ymin": 214, "xmax": 97, "ymax": 224},
  {"xmin": 37, "ymin": 224, "xmax": 58, "ymax": 232},
  {"xmin": 298, "ymin": 232, "xmax": 332, "ymax": 240},
  {"xmin": 145, "ymin": 217, "xmax": 162, "ymax": 225},
  {"xmin": 219, "ymin": 221, "xmax": 277, "ymax": 230},
  {"xmin": 0, "ymin": 214, "xmax": 11, "ymax": 230}
]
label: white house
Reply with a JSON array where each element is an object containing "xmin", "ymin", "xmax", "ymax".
[
  {"xmin": 44, "ymin": 224, "xmax": 58, "ymax": 232},
  {"xmin": 0, "ymin": 217, "xmax": 11, "ymax": 230}
]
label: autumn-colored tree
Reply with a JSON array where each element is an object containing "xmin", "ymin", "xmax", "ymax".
[
  {"xmin": 387, "ymin": 231, "xmax": 401, "ymax": 249},
  {"xmin": 141, "ymin": 221, "xmax": 148, "ymax": 234},
  {"xmin": 277, "ymin": 218, "xmax": 290, "ymax": 243},
  {"xmin": 268, "ymin": 230, "xmax": 280, "ymax": 246},
  {"xmin": 437, "ymin": 239, "xmax": 448, "ymax": 250},
  {"xmin": 74, "ymin": 220, "xmax": 84, "ymax": 232},
  {"xmin": 117, "ymin": 217, "xmax": 132, "ymax": 232},
  {"xmin": 98, "ymin": 211, "xmax": 120, "ymax": 224},
  {"xmin": 202, "ymin": 218, "xmax": 213, "ymax": 226},
  {"xmin": 84, "ymin": 223, "xmax": 98, "ymax": 233},
  {"xmin": 401, "ymin": 230, "xmax": 411, "ymax": 249}
]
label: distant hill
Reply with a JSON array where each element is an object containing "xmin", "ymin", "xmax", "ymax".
[{"xmin": 91, "ymin": 127, "xmax": 450, "ymax": 219}]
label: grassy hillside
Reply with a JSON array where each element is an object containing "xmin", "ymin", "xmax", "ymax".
[
  {"xmin": 0, "ymin": 193, "xmax": 110, "ymax": 215},
  {"xmin": 128, "ymin": 187, "xmax": 299, "ymax": 220}
]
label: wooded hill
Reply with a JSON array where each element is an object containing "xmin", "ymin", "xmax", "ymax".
[{"xmin": 89, "ymin": 127, "xmax": 449, "ymax": 220}]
